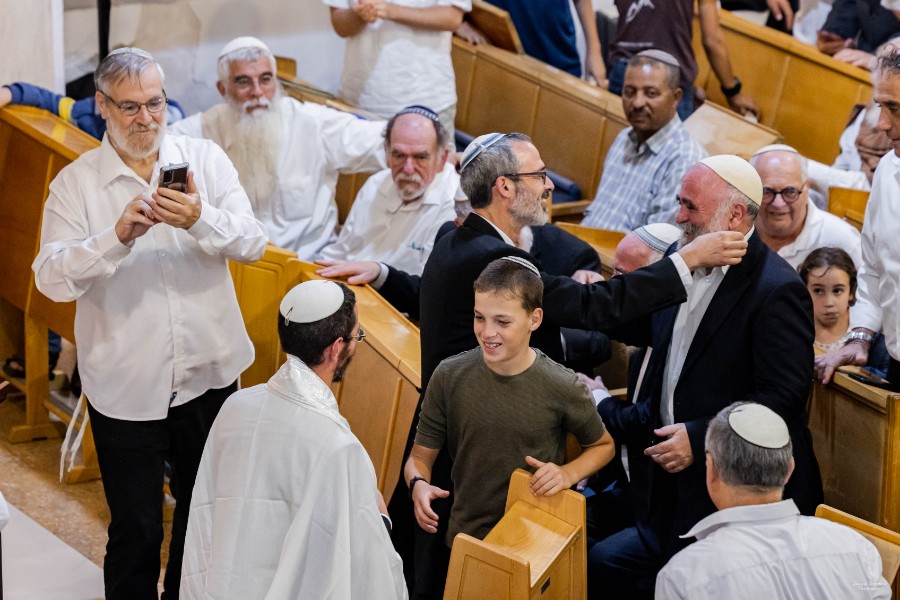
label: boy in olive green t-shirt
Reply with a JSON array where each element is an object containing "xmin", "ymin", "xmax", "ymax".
[{"xmin": 404, "ymin": 257, "xmax": 615, "ymax": 545}]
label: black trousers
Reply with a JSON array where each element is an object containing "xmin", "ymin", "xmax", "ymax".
[{"xmin": 88, "ymin": 383, "xmax": 234, "ymax": 600}]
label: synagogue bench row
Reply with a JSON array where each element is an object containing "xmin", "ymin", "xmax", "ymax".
[{"xmin": 692, "ymin": 8, "xmax": 873, "ymax": 165}]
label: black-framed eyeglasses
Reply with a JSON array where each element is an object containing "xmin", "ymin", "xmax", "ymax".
[
  {"xmin": 761, "ymin": 186, "xmax": 803, "ymax": 204},
  {"xmin": 345, "ymin": 328, "xmax": 366, "ymax": 343},
  {"xmin": 103, "ymin": 92, "xmax": 167, "ymax": 117},
  {"xmin": 502, "ymin": 171, "xmax": 548, "ymax": 185}
]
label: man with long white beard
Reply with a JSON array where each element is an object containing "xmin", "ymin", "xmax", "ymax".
[
  {"xmin": 318, "ymin": 106, "xmax": 458, "ymax": 276},
  {"xmin": 32, "ymin": 47, "xmax": 268, "ymax": 599},
  {"xmin": 170, "ymin": 36, "xmax": 387, "ymax": 259}
]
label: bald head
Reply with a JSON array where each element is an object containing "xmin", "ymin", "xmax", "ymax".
[{"xmin": 613, "ymin": 223, "xmax": 681, "ymax": 275}]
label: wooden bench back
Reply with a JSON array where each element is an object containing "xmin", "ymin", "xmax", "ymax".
[
  {"xmin": 452, "ymin": 37, "xmax": 629, "ymax": 203},
  {"xmin": 691, "ymin": 9, "xmax": 872, "ymax": 164},
  {"xmin": 827, "ymin": 187, "xmax": 869, "ymax": 232},
  {"xmin": 816, "ymin": 503, "xmax": 900, "ymax": 597},
  {"xmin": 683, "ymin": 101, "xmax": 781, "ymax": 159}
]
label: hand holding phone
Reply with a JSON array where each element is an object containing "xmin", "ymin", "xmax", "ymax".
[{"xmin": 158, "ymin": 162, "xmax": 189, "ymax": 193}]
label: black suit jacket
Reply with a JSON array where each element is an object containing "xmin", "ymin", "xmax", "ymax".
[
  {"xmin": 382, "ymin": 213, "xmax": 688, "ymax": 389},
  {"xmin": 600, "ymin": 231, "xmax": 823, "ymax": 557}
]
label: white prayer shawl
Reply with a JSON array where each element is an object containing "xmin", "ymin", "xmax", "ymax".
[{"xmin": 181, "ymin": 356, "xmax": 408, "ymax": 600}]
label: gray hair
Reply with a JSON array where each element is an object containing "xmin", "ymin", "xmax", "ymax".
[
  {"xmin": 94, "ymin": 48, "xmax": 166, "ymax": 95},
  {"xmin": 626, "ymin": 54, "xmax": 680, "ymax": 92},
  {"xmin": 460, "ymin": 132, "xmax": 531, "ymax": 209},
  {"xmin": 217, "ymin": 46, "xmax": 276, "ymax": 83},
  {"xmin": 749, "ymin": 148, "xmax": 808, "ymax": 181},
  {"xmin": 705, "ymin": 402, "xmax": 793, "ymax": 494},
  {"xmin": 719, "ymin": 186, "xmax": 759, "ymax": 222},
  {"xmin": 875, "ymin": 43, "xmax": 900, "ymax": 77}
]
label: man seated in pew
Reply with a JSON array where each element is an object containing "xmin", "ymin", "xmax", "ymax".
[
  {"xmin": 581, "ymin": 50, "xmax": 707, "ymax": 233},
  {"xmin": 806, "ymin": 100, "xmax": 892, "ymax": 208},
  {"xmin": 169, "ymin": 36, "xmax": 386, "ymax": 259},
  {"xmin": 815, "ymin": 45, "xmax": 900, "ymax": 392},
  {"xmin": 656, "ymin": 402, "xmax": 889, "ymax": 600},
  {"xmin": 318, "ymin": 106, "xmax": 458, "ymax": 276},
  {"xmin": 607, "ymin": 0, "xmax": 760, "ymax": 120},
  {"xmin": 31, "ymin": 47, "xmax": 268, "ymax": 599},
  {"xmin": 1, "ymin": 79, "xmax": 185, "ymax": 139},
  {"xmin": 750, "ymin": 144, "xmax": 861, "ymax": 269},
  {"xmin": 589, "ymin": 155, "xmax": 823, "ymax": 600},
  {"xmin": 319, "ymin": 132, "xmax": 748, "ymax": 599},
  {"xmin": 405, "ymin": 257, "xmax": 615, "ymax": 589},
  {"xmin": 816, "ymin": 0, "xmax": 899, "ymax": 70},
  {"xmin": 181, "ymin": 280, "xmax": 407, "ymax": 599}
]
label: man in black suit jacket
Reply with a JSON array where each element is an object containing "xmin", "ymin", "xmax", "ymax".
[
  {"xmin": 588, "ymin": 155, "xmax": 823, "ymax": 600},
  {"xmin": 318, "ymin": 134, "xmax": 749, "ymax": 599}
]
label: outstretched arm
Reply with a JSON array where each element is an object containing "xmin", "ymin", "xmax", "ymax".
[{"xmin": 697, "ymin": 0, "xmax": 760, "ymax": 118}]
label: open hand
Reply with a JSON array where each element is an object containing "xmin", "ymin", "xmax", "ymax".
[
  {"xmin": 412, "ymin": 482, "xmax": 450, "ymax": 533},
  {"xmin": 645, "ymin": 423, "xmax": 693, "ymax": 473},
  {"xmin": 315, "ymin": 260, "xmax": 382, "ymax": 285}
]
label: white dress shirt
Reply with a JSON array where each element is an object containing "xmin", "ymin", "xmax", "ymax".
[
  {"xmin": 661, "ymin": 228, "xmax": 753, "ymax": 426},
  {"xmin": 851, "ymin": 151, "xmax": 900, "ymax": 360},
  {"xmin": 321, "ymin": 0, "xmax": 471, "ymax": 117},
  {"xmin": 319, "ymin": 163, "xmax": 458, "ymax": 275},
  {"xmin": 775, "ymin": 201, "xmax": 862, "ymax": 270},
  {"xmin": 171, "ymin": 97, "xmax": 385, "ymax": 259},
  {"xmin": 656, "ymin": 500, "xmax": 890, "ymax": 599},
  {"xmin": 181, "ymin": 356, "xmax": 407, "ymax": 600},
  {"xmin": 32, "ymin": 133, "xmax": 268, "ymax": 420}
]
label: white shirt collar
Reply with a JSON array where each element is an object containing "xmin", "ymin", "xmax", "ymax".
[
  {"xmin": 472, "ymin": 212, "xmax": 516, "ymax": 246},
  {"xmin": 681, "ymin": 499, "xmax": 800, "ymax": 540},
  {"xmin": 266, "ymin": 355, "xmax": 349, "ymax": 430}
]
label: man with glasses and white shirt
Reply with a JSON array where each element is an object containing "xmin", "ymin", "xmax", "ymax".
[
  {"xmin": 32, "ymin": 48, "xmax": 268, "ymax": 599},
  {"xmin": 170, "ymin": 36, "xmax": 386, "ymax": 259},
  {"xmin": 750, "ymin": 144, "xmax": 861, "ymax": 269}
]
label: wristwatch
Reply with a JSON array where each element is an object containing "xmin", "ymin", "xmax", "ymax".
[
  {"xmin": 408, "ymin": 476, "xmax": 427, "ymax": 499},
  {"xmin": 843, "ymin": 331, "xmax": 874, "ymax": 346},
  {"xmin": 721, "ymin": 77, "xmax": 742, "ymax": 99}
]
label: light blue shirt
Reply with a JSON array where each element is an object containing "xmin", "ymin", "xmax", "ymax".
[{"xmin": 582, "ymin": 117, "xmax": 707, "ymax": 233}]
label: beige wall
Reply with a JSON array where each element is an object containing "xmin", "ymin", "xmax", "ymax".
[{"xmin": 0, "ymin": 0, "xmax": 64, "ymax": 91}]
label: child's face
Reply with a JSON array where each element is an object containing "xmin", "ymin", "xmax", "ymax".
[
  {"xmin": 806, "ymin": 266, "xmax": 853, "ymax": 328},
  {"xmin": 473, "ymin": 290, "xmax": 542, "ymax": 370}
]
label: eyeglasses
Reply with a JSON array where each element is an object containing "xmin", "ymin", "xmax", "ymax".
[
  {"xmin": 345, "ymin": 328, "xmax": 366, "ymax": 343},
  {"xmin": 232, "ymin": 73, "xmax": 277, "ymax": 93},
  {"xmin": 103, "ymin": 92, "xmax": 167, "ymax": 117},
  {"xmin": 503, "ymin": 171, "xmax": 548, "ymax": 185},
  {"xmin": 761, "ymin": 186, "xmax": 803, "ymax": 204}
]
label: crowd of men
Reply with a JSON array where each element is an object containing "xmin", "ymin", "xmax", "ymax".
[{"xmin": 5, "ymin": 1, "xmax": 899, "ymax": 597}]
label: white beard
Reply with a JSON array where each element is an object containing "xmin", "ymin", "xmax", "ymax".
[{"xmin": 223, "ymin": 96, "xmax": 284, "ymax": 213}]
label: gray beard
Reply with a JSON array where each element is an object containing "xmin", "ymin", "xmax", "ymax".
[{"xmin": 223, "ymin": 99, "xmax": 283, "ymax": 213}]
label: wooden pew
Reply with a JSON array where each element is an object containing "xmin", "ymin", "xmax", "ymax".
[
  {"xmin": 683, "ymin": 101, "xmax": 781, "ymax": 159},
  {"xmin": 816, "ymin": 504, "xmax": 900, "ymax": 597},
  {"xmin": 465, "ymin": 0, "xmax": 523, "ymax": 54},
  {"xmin": 691, "ymin": 9, "xmax": 872, "ymax": 165},
  {"xmin": 553, "ymin": 223, "xmax": 623, "ymax": 279},
  {"xmin": 1, "ymin": 106, "xmax": 96, "ymax": 447},
  {"xmin": 444, "ymin": 469, "xmax": 587, "ymax": 600},
  {"xmin": 827, "ymin": 187, "xmax": 869, "ymax": 232},
  {"xmin": 808, "ymin": 369, "xmax": 900, "ymax": 535},
  {"xmin": 290, "ymin": 261, "xmax": 420, "ymax": 501},
  {"xmin": 452, "ymin": 37, "xmax": 629, "ymax": 218}
]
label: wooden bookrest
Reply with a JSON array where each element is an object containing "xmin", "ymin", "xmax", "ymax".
[
  {"xmin": 465, "ymin": 0, "xmax": 524, "ymax": 54},
  {"xmin": 444, "ymin": 469, "xmax": 587, "ymax": 600},
  {"xmin": 826, "ymin": 187, "xmax": 868, "ymax": 232},
  {"xmin": 553, "ymin": 223, "xmax": 623, "ymax": 279},
  {"xmin": 684, "ymin": 101, "xmax": 781, "ymax": 159},
  {"xmin": 816, "ymin": 504, "xmax": 900, "ymax": 597}
]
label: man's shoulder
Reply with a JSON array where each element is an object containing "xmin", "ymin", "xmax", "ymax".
[{"xmin": 665, "ymin": 119, "xmax": 707, "ymax": 161}]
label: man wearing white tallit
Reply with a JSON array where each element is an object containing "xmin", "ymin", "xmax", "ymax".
[{"xmin": 181, "ymin": 280, "xmax": 407, "ymax": 599}]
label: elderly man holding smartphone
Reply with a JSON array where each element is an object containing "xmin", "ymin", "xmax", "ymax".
[{"xmin": 32, "ymin": 48, "xmax": 267, "ymax": 600}]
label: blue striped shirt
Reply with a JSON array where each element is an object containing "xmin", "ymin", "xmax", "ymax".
[{"xmin": 581, "ymin": 117, "xmax": 707, "ymax": 233}]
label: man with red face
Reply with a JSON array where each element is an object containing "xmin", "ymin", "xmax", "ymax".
[
  {"xmin": 318, "ymin": 106, "xmax": 458, "ymax": 276},
  {"xmin": 170, "ymin": 36, "xmax": 386, "ymax": 259}
]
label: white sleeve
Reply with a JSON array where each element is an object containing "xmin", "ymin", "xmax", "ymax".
[
  {"xmin": 850, "ymin": 193, "xmax": 883, "ymax": 333},
  {"xmin": 32, "ymin": 178, "xmax": 132, "ymax": 303},
  {"xmin": 167, "ymin": 112, "xmax": 203, "ymax": 138},
  {"xmin": 187, "ymin": 143, "xmax": 269, "ymax": 263},
  {"xmin": 319, "ymin": 106, "xmax": 387, "ymax": 174}
]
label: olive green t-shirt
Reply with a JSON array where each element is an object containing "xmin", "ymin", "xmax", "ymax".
[{"xmin": 416, "ymin": 347, "xmax": 606, "ymax": 545}]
